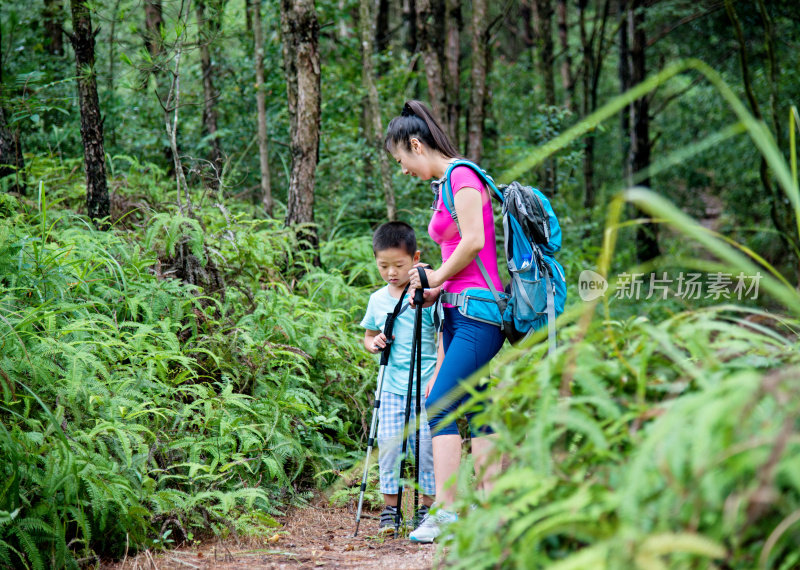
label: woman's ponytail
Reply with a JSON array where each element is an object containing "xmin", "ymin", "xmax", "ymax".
[{"xmin": 385, "ymin": 100, "xmax": 461, "ymax": 158}]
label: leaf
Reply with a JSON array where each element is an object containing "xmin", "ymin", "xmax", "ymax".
[
  {"xmin": 0, "ymin": 509, "xmax": 21, "ymax": 526},
  {"xmin": 547, "ymin": 544, "xmax": 610, "ymax": 570},
  {"xmin": 637, "ymin": 532, "xmax": 726, "ymax": 561}
]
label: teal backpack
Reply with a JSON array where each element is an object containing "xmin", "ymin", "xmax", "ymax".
[{"xmin": 437, "ymin": 160, "xmax": 567, "ymax": 352}]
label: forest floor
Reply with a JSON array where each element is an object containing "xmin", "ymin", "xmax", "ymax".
[{"xmin": 101, "ymin": 502, "xmax": 437, "ymax": 570}]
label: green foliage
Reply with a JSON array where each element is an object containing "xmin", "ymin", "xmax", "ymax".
[
  {"xmin": 0, "ymin": 176, "xmax": 377, "ymax": 566},
  {"xmin": 444, "ymin": 307, "xmax": 800, "ymax": 568},
  {"xmin": 328, "ymin": 462, "xmax": 382, "ymax": 511},
  {"xmin": 2, "ymin": 0, "xmax": 800, "ymax": 564}
]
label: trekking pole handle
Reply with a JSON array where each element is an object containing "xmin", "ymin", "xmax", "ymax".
[
  {"xmin": 414, "ymin": 265, "xmax": 431, "ymax": 306},
  {"xmin": 379, "ymin": 339, "xmax": 391, "ymax": 366},
  {"xmin": 378, "ymin": 337, "xmax": 393, "ymax": 365}
]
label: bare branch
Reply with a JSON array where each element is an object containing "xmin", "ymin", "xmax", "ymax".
[{"xmin": 648, "ymin": 1, "xmax": 724, "ymax": 47}]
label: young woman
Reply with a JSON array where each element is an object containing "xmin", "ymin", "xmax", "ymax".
[{"xmin": 384, "ymin": 100, "xmax": 505, "ymax": 543}]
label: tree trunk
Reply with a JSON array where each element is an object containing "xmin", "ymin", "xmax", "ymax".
[
  {"xmin": 578, "ymin": 0, "xmax": 594, "ymax": 208},
  {"xmin": 144, "ymin": 0, "xmax": 164, "ymax": 57},
  {"xmin": 375, "ymin": 0, "xmax": 391, "ymax": 75},
  {"xmin": 360, "ymin": 0, "xmax": 396, "ymax": 220},
  {"xmin": 144, "ymin": 0, "xmax": 173, "ymax": 173},
  {"xmin": 280, "ymin": 0, "xmax": 321, "ymax": 257},
  {"xmin": 416, "ymin": 0, "xmax": 447, "ymax": 129},
  {"xmin": 534, "ymin": 0, "xmax": 556, "ymax": 194},
  {"xmin": 163, "ymin": 20, "xmax": 192, "ymax": 214},
  {"xmin": 618, "ymin": 0, "xmax": 630, "ymax": 175},
  {"xmin": 245, "ymin": 0, "xmax": 253, "ymax": 33},
  {"xmin": 403, "ymin": 0, "xmax": 417, "ymax": 55},
  {"xmin": 756, "ymin": 0, "xmax": 782, "ymax": 150},
  {"xmin": 69, "ymin": 0, "xmax": 110, "ymax": 226},
  {"xmin": 727, "ymin": 0, "xmax": 795, "ymax": 263},
  {"xmin": 466, "ymin": 0, "xmax": 488, "ymax": 162},
  {"xmin": 520, "ymin": 0, "xmax": 535, "ymax": 69},
  {"xmin": 0, "ymin": 107, "xmax": 26, "ymax": 194},
  {"xmin": 0, "ymin": 25, "xmax": 25, "ymax": 194},
  {"xmin": 579, "ymin": 0, "xmax": 610, "ymax": 209},
  {"xmin": 252, "ymin": 0, "xmax": 273, "ymax": 215},
  {"xmin": 43, "ymin": 0, "xmax": 65, "ymax": 56},
  {"xmin": 628, "ymin": 0, "xmax": 658, "ymax": 262},
  {"xmin": 107, "ymin": 0, "xmax": 122, "ymax": 148},
  {"xmin": 444, "ymin": 0, "xmax": 461, "ymax": 146},
  {"xmin": 556, "ymin": 0, "xmax": 572, "ymax": 110},
  {"xmin": 196, "ymin": 0, "xmax": 225, "ymax": 190},
  {"xmin": 376, "ymin": 0, "xmax": 390, "ymax": 54},
  {"xmin": 535, "ymin": 0, "xmax": 555, "ymax": 106}
]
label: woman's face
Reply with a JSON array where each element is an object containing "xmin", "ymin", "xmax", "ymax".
[{"xmin": 390, "ymin": 139, "xmax": 433, "ymax": 180}]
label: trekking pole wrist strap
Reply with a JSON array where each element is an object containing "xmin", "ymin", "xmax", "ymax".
[
  {"xmin": 414, "ymin": 266, "xmax": 429, "ymax": 306},
  {"xmin": 416, "ymin": 266, "xmax": 430, "ymax": 289}
]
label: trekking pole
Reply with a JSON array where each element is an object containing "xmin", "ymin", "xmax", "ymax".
[
  {"xmin": 394, "ymin": 267, "xmax": 428, "ymax": 537},
  {"xmin": 353, "ymin": 359, "xmax": 388, "ymax": 538},
  {"xmin": 413, "ymin": 269, "xmax": 427, "ymax": 526},
  {"xmin": 353, "ymin": 285, "xmax": 409, "ymax": 537}
]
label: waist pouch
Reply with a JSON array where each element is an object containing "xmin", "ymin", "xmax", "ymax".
[{"xmin": 441, "ymin": 288, "xmax": 508, "ymax": 328}]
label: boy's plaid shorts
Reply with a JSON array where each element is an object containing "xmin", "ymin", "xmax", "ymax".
[{"xmin": 377, "ymin": 391, "xmax": 436, "ymax": 496}]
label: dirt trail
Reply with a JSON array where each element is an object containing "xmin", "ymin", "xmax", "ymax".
[{"xmin": 102, "ymin": 505, "xmax": 436, "ymax": 570}]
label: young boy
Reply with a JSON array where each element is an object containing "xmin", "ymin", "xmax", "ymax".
[{"xmin": 360, "ymin": 221, "xmax": 441, "ymax": 533}]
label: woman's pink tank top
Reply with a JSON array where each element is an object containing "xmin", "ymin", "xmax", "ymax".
[{"xmin": 428, "ymin": 165, "xmax": 503, "ymax": 300}]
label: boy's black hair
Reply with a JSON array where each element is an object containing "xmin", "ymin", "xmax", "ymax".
[{"xmin": 373, "ymin": 221, "xmax": 417, "ymax": 256}]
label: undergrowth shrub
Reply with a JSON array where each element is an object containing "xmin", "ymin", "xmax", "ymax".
[
  {"xmin": 0, "ymin": 180, "xmax": 377, "ymax": 568},
  {"xmin": 445, "ymin": 308, "xmax": 800, "ymax": 569}
]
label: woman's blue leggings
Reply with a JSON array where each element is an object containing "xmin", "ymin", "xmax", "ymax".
[{"xmin": 426, "ymin": 307, "xmax": 505, "ymax": 437}]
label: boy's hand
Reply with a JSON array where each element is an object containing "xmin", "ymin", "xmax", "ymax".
[
  {"xmin": 425, "ymin": 378, "xmax": 435, "ymax": 399},
  {"xmin": 369, "ymin": 332, "xmax": 391, "ymax": 354}
]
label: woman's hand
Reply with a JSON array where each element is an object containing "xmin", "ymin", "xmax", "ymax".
[
  {"xmin": 409, "ymin": 286, "xmax": 441, "ymax": 308},
  {"xmin": 407, "ymin": 264, "xmax": 441, "ymax": 308},
  {"xmin": 408, "ymin": 264, "xmax": 440, "ymax": 290},
  {"xmin": 425, "ymin": 378, "xmax": 435, "ymax": 399}
]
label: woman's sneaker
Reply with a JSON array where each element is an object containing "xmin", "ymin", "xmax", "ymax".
[
  {"xmin": 408, "ymin": 506, "xmax": 457, "ymax": 543},
  {"xmin": 378, "ymin": 505, "xmax": 398, "ymax": 534}
]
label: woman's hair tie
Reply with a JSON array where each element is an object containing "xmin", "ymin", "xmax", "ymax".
[{"xmin": 401, "ymin": 102, "xmax": 415, "ymax": 117}]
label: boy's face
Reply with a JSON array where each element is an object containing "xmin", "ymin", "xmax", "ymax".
[{"xmin": 375, "ymin": 247, "xmax": 420, "ymax": 288}]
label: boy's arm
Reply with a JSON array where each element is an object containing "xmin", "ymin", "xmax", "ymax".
[{"xmin": 361, "ymin": 294, "xmax": 385, "ymax": 355}]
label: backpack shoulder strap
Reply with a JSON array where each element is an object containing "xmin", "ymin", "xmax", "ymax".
[
  {"xmin": 439, "ymin": 160, "xmax": 505, "ymax": 320},
  {"xmin": 440, "ymin": 160, "xmax": 504, "ymax": 219},
  {"xmin": 382, "ymin": 284, "xmax": 410, "ymax": 343}
]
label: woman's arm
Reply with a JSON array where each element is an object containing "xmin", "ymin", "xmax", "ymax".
[
  {"xmin": 409, "ymin": 186, "xmax": 484, "ymax": 290},
  {"xmin": 426, "ymin": 332, "xmax": 446, "ymax": 398}
]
